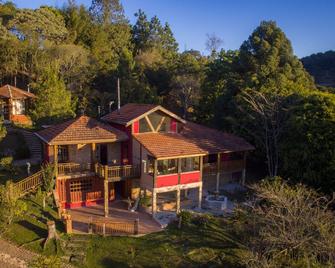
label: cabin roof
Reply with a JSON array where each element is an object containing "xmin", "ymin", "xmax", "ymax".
[
  {"xmin": 133, "ymin": 132, "xmax": 207, "ymax": 159},
  {"xmin": 35, "ymin": 116, "xmax": 128, "ymax": 145},
  {"xmin": 101, "ymin": 103, "xmax": 185, "ymax": 126},
  {"xmin": 0, "ymin": 84, "xmax": 36, "ymax": 99},
  {"xmin": 180, "ymin": 121, "xmax": 255, "ymax": 154}
]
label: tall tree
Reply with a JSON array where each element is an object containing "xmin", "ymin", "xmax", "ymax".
[
  {"xmin": 89, "ymin": 0, "xmax": 125, "ymax": 26},
  {"xmin": 31, "ymin": 64, "xmax": 76, "ymax": 124}
]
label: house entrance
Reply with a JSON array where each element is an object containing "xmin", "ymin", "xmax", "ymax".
[
  {"xmin": 99, "ymin": 144, "xmax": 108, "ymax": 165},
  {"xmin": 114, "ymin": 181, "xmax": 126, "ymax": 199}
]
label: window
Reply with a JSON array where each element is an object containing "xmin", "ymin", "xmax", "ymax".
[
  {"xmin": 157, "ymin": 159, "xmax": 177, "ymax": 175},
  {"xmin": 181, "ymin": 157, "xmax": 200, "ymax": 172},
  {"xmin": 139, "ymin": 118, "xmax": 151, "ymax": 133},
  {"xmin": 147, "ymin": 155, "xmax": 155, "ymax": 175},
  {"xmin": 58, "ymin": 145, "xmax": 69, "ymax": 163},
  {"xmin": 70, "ymin": 178, "xmax": 93, "ymax": 192}
]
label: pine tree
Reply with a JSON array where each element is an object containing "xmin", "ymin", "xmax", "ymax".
[{"xmin": 31, "ymin": 64, "xmax": 76, "ymax": 124}]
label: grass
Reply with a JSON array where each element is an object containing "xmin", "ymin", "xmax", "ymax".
[
  {"xmin": 85, "ymin": 215, "xmax": 244, "ymax": 268},
  {"xmin": 3, "ymin": 191, "xmax": 64, "ymax": 255}
]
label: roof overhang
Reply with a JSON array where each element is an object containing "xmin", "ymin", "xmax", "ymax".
[{"xmin": 34, "ymin": 132, "xmax": 127, "ymax": 146}]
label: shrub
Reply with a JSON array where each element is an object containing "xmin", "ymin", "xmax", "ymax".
[
  {"xmin": 0, "ymin": 181, "xmax": 27, "ymax": 230},
  {"xmin": 178, "ymin": 210, "xmax": 193, "ymax": 226},
  {"xmin": 0, "ymin": 156, "xmax": 13, "ymax": 171},
  {"xmin": 29, "ymin": 255, "xmax": 61, "ymax": 268},
  {"xmin": 139, "ymin": 195, "xmax": 151, "ymax": 207},
  {"xmin": 192, "ymin": 214, "xmax": 212, "ymax": 229}
]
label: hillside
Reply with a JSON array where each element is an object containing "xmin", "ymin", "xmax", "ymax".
[{"xmin": 301, "ymin": 50, "xmax": 335, "ymax": 88}]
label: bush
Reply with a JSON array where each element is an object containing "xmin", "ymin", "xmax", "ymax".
[
  {"xmin": 139, "ymin": 195, "xmax": 151, "ymax": 207},
  {"xmin": 192, "ymin": 214, "xmax": 212, "ymax": 229},
  {"xmin": 178, "ymin": 210, "xmax": 193, "ymax": 226},
  {"xmin": 0, "ymin": 156, "xmax": 13, "ymax": 171},
  {"xmin": 29, "ymin": 255, "xmax": 61, "ymax": 268}
]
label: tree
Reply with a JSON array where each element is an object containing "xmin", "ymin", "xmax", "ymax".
[
  {"xmin": 89, "ymin": 0, "xmax": 126, "ymax": 26},
  {"xmin": 205, "ymin": 32, "xmax": 223, "ymax": 57},
  {"xmin": 31, "ymin": 64, "xmax": 76, "ymax": 124},
  {"xmin": 0, "ymin": 116, "xmax": 6, "ymax": 141},
  {"xmin": 237, "ymin": 90, "xmax": 289, "ymax": 177},
  {"xmin": 0, "ymin": 181, "xmax": 27, "ymax": 230},
  {"xmin": 8, "ymin": 6, "xmax": 68, "ymax": 43},
  {"xmin": 281, "ymin": 91, "xmax": 335, "ymax": 193},
  {"xmin": 234, "ymin": 177, "xmax": 335, "ymax": 268},
  {"xmin": 239, "ymin": 21, "xmax": 315, "ymax": 96}
]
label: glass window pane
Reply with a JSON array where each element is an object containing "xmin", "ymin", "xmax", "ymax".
[
  {"xmin": 139, "ymin": 118, "xmax": 151, "ymax": 133},
  {"xmin": 181, "ymin": 157, "xmax": 200, "ymax": 172},
  {"xmin": 157, "ymin": 159, "xmax": 177, "ymax": 175}
]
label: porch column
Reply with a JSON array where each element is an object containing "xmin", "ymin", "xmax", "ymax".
[
  {"xmin": 152, "ymin": 190, "xmax": 157, "ymax": 216},
  {"xmin": 91, "ymin": 143, "xmax": 96, "ymax": 171},
  {"xmin": 54, "ymin": 145, "xmax": 58, "ymax": 177},
  {"xmin": 104, "ymin": 179, "xmax": 109, "ymax": 217},
  {"xmin": 8, "ymin": 97, "xmax": 13, "ymax": 121},
  {"xmin": 198, "ymin": 183, "xmax": 203, "ymax": 209},
  {"xmin": 241, "ymin": 152, "xmax": 247, "ymax": 185},
  {"xmin": 176, "ymin": 188, "xmax": 181, "ymax": 213},
  {"xmin": 216, "ymin": 153, "xmax": 221, "ymax": 193},
  {"xmin": 104, "ymin": 165, "xmax": 109, "ymax": 217}
]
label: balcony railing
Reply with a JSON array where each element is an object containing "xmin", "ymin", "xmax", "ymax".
[
  {"xmin": 57, "ymin": 162, "xmax": 140, "ymax": 181},
  {"xmin": 58, "ymin": 162, "xmax": 92, "ymax": 175},
  {"xmin": 203, "ymin": 159, "xmax": 245, "ymax": 175},
  {"xmin": 95, "ymin": 163, "xmax": 140, "ymax": 181}
]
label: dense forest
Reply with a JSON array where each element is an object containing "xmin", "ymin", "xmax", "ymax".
[
  {"xmin": 0, "ymin": 0, "xmax": 334, "ymax": 194},
  {"xmin": 302, "ymin": 50, "xmax": 335, "ymax": 88}
]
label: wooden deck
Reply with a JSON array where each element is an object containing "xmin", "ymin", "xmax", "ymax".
[{"xmin": 68, "ymin": 200, "xmax": 162, "ymax": 235}]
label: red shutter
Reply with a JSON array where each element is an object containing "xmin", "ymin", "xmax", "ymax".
[
  {"xmin": 133, "ymin": 121, "xmax": 139, "ymax": 133},
  {"xmin": 170, "ymin": 119, "xmax": 177, "ymax": 132}
]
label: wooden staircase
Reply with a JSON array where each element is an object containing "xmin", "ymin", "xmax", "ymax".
[{"xmin": 14, "ymin": 170, "xmax": 43, "ymax": 196}]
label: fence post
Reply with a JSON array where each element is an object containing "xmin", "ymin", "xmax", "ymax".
[
  {"xmin": 65, "ymin": 214, "xmax": 72, "ymax": 234},
  {"xmin": 134, "ymin": 218, "xmax": 139, "ymax": 235},
  {"xmin": 88, "ymin": 217, "xmax": 93, "ymax": 234},
  {"xmin": 103, "ymin": 223, "xmax": 106, "ymax": 237}
]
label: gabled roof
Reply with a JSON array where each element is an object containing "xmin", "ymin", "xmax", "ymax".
[
  {"xmin": 35, "ymin": 116, "xmax": 128, "ymax": 145},
  {"xmin": 101, "ymin": 103, "xmax": 186, "ymax": 126},
  {"xmin": 0, "ymin": 84, "xmax": 36, "ymax": 99},
  {"xmin": 180, "ymin": 122, "xmax": 255, "ymax": 154},
  {"xmin": 133, "ymin": 133, "xmax": 207, "ymax": 159}
]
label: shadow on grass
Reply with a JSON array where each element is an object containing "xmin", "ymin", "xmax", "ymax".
[
  {"xmin": 99, "ymin": 258, "xmax": 130, "ymax": 268},
  {"xmin": 17, "ymin": 219, "xmax": 48, "ymax": 238}
]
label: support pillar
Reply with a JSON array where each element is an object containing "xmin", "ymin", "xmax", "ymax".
[
  {"xmin": 184, "ymin": 189, "xmax": 188, "ymax": 198},
  {"xmin": 53, "ymin": 145, "xmax": 58, "ymax": 177},
  {"xmin": 198, "ymin": 183, "xmax": 203, "ymax": 209},
  {"xmin": 91, "ymin": 143, "xmax": 96, "ymax": 171},
  {"xmin": 242, "ymin": 169, "xmax": 246, "ymax": 185},
  {"xmin": 216, "ymin": 153, "xmax": 221, "ymax": 193},
  {"xmin": 104, "ymin": 179, "xmax": 109, "ymax": 217},
  {"xmin": 152, "ymin": 190, "xmax": 157, "ymax": 216},
  {"xmin": 176, "ymin": 188, "xmax": 181, "ymax": 213}
]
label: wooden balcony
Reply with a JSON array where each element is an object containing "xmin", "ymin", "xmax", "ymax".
[
  {"xmin": 95, "ymin": 163, "xmax": 140, "ymax": 182},
  {"xmin": 203, "ymin": 159, "xmax": 245, "ymax": 175},
  {"xmin": 57, "ymin": 162, "xmax": 140, "ymax": 181}
]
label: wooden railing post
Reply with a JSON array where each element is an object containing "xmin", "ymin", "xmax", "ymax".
[
  {"xmin": 54, "ymin": 145, "xmax": 58, "ymax": 178},
  {"xmin": 134, "ymin": 218, "xmax": 139, "ymax": 235}
]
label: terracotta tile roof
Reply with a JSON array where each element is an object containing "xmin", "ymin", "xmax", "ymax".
[
  {"xmin": 35, "ymin": 116, "xmax": 128, "ymax": 145},
  {"xmin": 0, "ymin": 84, "xmax": 36, "ymax": 99},
  {"xmin": 133, "ymin": 133, "xmax": 207, "ymax": 159},
  {"xmin": 101, "ymin": 103, "xmax": 185, "ymax": 126},
  {"xmin": 101, "ymin": 103, "xmax": 158, "ymax": 125},
  {"xmin": 180, "ymin": 121, "xmax": 255, "ymax": 154}
]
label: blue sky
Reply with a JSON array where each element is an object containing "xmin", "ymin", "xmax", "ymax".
[{"xmin": 14, "ymin": 0, "xmax": 335, "ymax": 57}]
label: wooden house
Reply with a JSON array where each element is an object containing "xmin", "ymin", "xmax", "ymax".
[
  {"xmin": 35, "ymin": 104, "xmax": 254, "ymax": 217},
  {"xmin": 0, "ymin": 84, "xmax": 36, "ymax": 125}
]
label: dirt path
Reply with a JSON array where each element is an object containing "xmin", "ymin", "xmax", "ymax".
[{"xmin": 0, "ymin": 238, "xmax": 38, "ymax": 268}]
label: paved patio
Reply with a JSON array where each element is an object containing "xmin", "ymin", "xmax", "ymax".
[{"xmin": 68, "ymin": 200, "xmax": 162, "ymax": 235}]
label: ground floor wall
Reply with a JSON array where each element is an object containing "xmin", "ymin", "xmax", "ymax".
[{"xmin": 56, "ymin": 176, "xmax": 138, "ymax": 209}]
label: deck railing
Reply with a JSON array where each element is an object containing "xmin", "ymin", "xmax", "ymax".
[
  {"xmin": 90, "ymin": 218, "xmax": 139, "ymax": 236},
  {"xmin": 203, "ymin": 159, "xmax": 245, "ymax": 175},
  {"xmin": 15, "ymin": 170, "xmax": 44, "ymax": 196},
  {"xmin": 58, "ymin": 162, "xmax": 92, "ymax": 175},
  {"xmin": 95, "ymin": 163, "xmax": 140, "ymax": 181}
]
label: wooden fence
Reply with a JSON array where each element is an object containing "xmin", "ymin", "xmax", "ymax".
[
  {"xmin": 89, "ymin": 218, "xmax": 139, "ymax": 236},
  {"xmin": 14, "ymin": 170, "xmax": 44, "ymax": 196}
]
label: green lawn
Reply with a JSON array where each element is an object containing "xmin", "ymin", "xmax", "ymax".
[
  {"xmin": 85, "ymin": 216, "xmax": 244, "ymax": 268},
  {"xmin": 3, "ymin": 192, "xmax": 245, "ymax": 267},
  {"xmin": 3, "ymin": 192, "xmax": 64, "ymax": 255}
]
